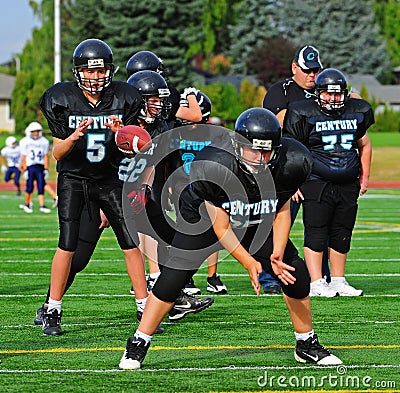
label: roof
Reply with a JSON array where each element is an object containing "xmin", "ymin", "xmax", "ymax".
[
  {"xmin": 0, "ymin": 73, "xmax": 16, "ymax": 99},
  {"xmin": 347, "ymin": 74, "xmax": 400, "ymax": 104}
]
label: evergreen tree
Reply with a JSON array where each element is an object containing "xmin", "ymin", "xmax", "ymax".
[
  {"xmin": 278, "ymin": 0, "xmax": 392, "ymax": 82},
  {"xmin": 11, "ymin": 0, "xmax": 54, "ymax": 134},
  {"xmin": 227, "ymin": 0, "xmax": 278, "ymax": 75},
  {"xmin": 100, "ymin": 0, "xmax": 205, "ymax": 90}
]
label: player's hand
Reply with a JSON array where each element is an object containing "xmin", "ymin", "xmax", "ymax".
[
  {"xmin": 105, "ymin": 115, "xmax": 124, "ymax": 133},
  {"xmin": 44, "ymin": 169, "xmax": 49, "ymax": 180},
  {"xmin": 1, "ymin": 165, "xmax": 7, "ymax": 173},
  {"xmin": 181, "ymin": 87, "xmax": 199, "ymax": 100},
  {"xmin": 128, "ymin": 184, "xmax": 152, "ymax": 214},
  {"xmin": 23, "ymin": 170, "xmax": 28, "ymax": 180},
  {"xmin": 245, "ymin": 260, "xmax": 262, "ymax": 296},
  {"xmin": 359, "ymin": 176, "xmax": 368, "ymax": 196},
  {"xmin": 270, "ymin": 252, "xmax": 296, "ymax": 285},
  {"xmin": 99, "ymin": 209, "xmax": 110, "ymax": 229},
  {"xmin": 71, "ymin": 118, "xmax": 93, "ymax": 141},
  {"xmin": 291, "ymin": 189, "xmax": 304, "ymax": 203}
]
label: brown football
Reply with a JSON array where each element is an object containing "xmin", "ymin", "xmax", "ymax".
[{"xmin": 115, "ymin": 125, "xmax": 152, "ymax": 156}]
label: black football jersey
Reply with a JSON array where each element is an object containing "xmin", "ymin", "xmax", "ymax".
[
  {"xmin": 179, "ymin": 137, "xmax": 312, "ymax": 229},
  {"xmin": 40, "ymin": 81, "xmax": 141, "ymax": 181},
  {"xmin": 283, "ymin": 98, "xmax": 374, "ymax": 183},
  {"xmin": 263, "ymin": 78, "xmax": 315, "ymax": 115}
]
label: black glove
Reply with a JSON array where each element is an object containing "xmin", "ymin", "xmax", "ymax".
[{"xmin": 127, "ymin": 184, "xmax": 152, "ymax": 214}]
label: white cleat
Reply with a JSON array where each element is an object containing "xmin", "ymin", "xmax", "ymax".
[{"xmin": 309, "ymin": 278, "xmax": 338, "ymax": 298}]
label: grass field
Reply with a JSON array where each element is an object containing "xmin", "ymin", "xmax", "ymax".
[{"xmin": 0, "ymin": 189, "xmax": 400, "ymax": 392}]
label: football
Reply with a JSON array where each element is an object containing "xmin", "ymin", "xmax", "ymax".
[{"xmin": 115, "ymin": 125, "xmax": 152, "ymax": 156}]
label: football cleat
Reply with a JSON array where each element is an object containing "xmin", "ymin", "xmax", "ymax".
[
  {"xmin": 262, "ymin": 284, "xmax": 282, "ymax": 294},
  {"xmin": 207, "ymin": 273, "xmax": 227, "ymax": 294},
  {"xmin": 169, "ymin": 292, "xmax": 214, "ymax": 321},
  {"xmin": 42, "ymin": 309, "xmax": 62, "ymax": 336},
  {"xmin": 34, "ymin": 304, "xmax": 48, "ymax": 325},
  {"xmin": 23, "ymin": 205, "xmax": 33, "ymax": 213},
  {"xmin": 329, "ymin": 279, "xmax": 363, "ymax": 296},
  {"xmin": 39, "ymin": 206, "xmax": 51, "ymax": 213},
  {"xmin": 119, "ymin": 335, "xmax": 150, "ymax": 370},
  {"xmin": 294, "ymin": 334, "xmax": 342, "ymax": 365},
  {"xmin": 309, "ymin": 278, "xmax": 338, "ymax": 298},
  {"xmin": 52, "ymin": 197, "xmax": 59, "ymax": 208},
  {"xmin": 136, "ymin": 311, "xmax": 164, "ymax": 334},
  {"xmin": 182, "ymin": 278, "xmax": 201, "ymax": 295}
]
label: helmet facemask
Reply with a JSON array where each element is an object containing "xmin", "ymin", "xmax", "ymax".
[
  {"xmin": 234, "ymin": 137, "xmax": 277, "ymax": 175},
  {"xmin": 74, "ymin": 64, "xmax": 115, "ymax": 94},
  {"xmin": 317, "ymin": 85, "xmax": 348, "ymax": 115},
  {"xmin": 140, "ymin": 88, "xmax": 171, "ymax": 123}
]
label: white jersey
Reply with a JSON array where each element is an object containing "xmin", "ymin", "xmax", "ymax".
[
  {"xmin": 20, "ymin": 136, "xmax": 50, "ymax": 166},
  {"xmin": 1, "ymin": 145, "xmax": 22, "ymax": 167}
]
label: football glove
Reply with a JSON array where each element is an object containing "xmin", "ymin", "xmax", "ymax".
[
  {"xmin": 44, "ymin": 169, "xmax": 49, "ymax": 180},
  {"xmin": 1, "ymin": 165, "xmax": 7, "ymax": 173},
  {"xmin": 127, "ymin": 184, "xmax": 152, "ymax": 214},
  {"xmin": 23, "ymin": 170, "xmax": 29, "ymax": 180},
  {"xmin": 181, "ymin": 87, "xmax": 199, "ymax": 100}
]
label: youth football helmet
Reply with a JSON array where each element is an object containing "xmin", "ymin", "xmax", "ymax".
[
  {"xmin": 127, "ymin": 70, "xmax": 171, "ymax": 122},
  {"xmin": 72, "ymin": 39, "xmax": 115, "ymax": 94},
  {"xmin": 25, "ymin": 122, "xmax": 43, "ymax": 140},
  {"xmin": 179, "ymin": 90, "xmax": 212, "ymax": 125},
  {"xmin": 5, "ymin": 136, "xmax": 17, "ymax": 148},
  {"xmin": 234, "ymin": 108, "xmax": 281, "ymax": 174},
  {"xmin": 126, "ymin": 50, "xmax": 168, "ymax": 79},
  {"xmin": 315, "ymin": 68, "xmax": 349, "ymax": 114}
]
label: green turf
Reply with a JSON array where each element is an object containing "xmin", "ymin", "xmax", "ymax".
[{"xmin": 0, "ymin": 190, "xmax": 399, "ymax": 392}]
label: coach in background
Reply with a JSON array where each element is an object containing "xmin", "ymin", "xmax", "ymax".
[{"xmin": 283, "ymin": 68, "xmax": 373, "ymax": 297}]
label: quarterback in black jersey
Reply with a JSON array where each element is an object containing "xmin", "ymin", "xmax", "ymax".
[
  {"xmin": 283, "ymin": 68, "xmax": 373, "ymax": 297},
  {"xmin": 38, "ymin": 39, "xmax": 148, "ymax": 336},
  {"xmin": 119, "ymin": 108, "xmax": 343, "ymax": 370}
]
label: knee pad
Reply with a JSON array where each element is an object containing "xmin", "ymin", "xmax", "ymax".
[
  {"xmin": 152, "ymin": 266, "xmax": 195, "ymax": 302},
  {"xmin": 304, "ymin": 227, "xmax": 327, "ymax": 253},
  {"xmin": 329, "ymin": 229, "xmax": 352, "ymax": 254},
  {"xmin": 282, "ymin": 257, "xmax": 310, "ymax": 299}
]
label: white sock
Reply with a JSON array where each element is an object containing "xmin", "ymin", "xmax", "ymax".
[
  {"xmin": 135, "ymin": 329, "xmax": 152, "ymax": 344},
  {"xmin": 136, "ymin": 297, "xmax": 148, "ymax": 313},
  {"xmin": 295, "ymin": 330, "xmax": 314, "ymax": 342},
  {"xmin": 331, "ymin": 276, "xmax": 345, "ymax": 283},
  {"xmin": 47, "ymin": 297, "xmax": 62, "ymax": 313}
]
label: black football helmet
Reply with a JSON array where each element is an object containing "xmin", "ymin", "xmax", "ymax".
[
  {"xmin": 179, "ymin": 91, "xmax": 212, "ymax": 125},
  {"xmin": 126, "ymin": 50, "xmax": 168, "ymax": 79},
  {"xmin": 315, "ymin": 68, "xmax": 349, "ymax": 114},
  {"xmin": 73, "ymin": 39, "xmax": 115, "ymax": 94},
  {"xmin": 234, "ymin": 108, "xmax": 282, "ymax": 174},
  {"xmin": 127, "ymin": 70, "xmax": 171, "ymax": 122}
]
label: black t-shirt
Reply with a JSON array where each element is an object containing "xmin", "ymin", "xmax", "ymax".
[
  {"xmin": 283, "ymin": 98, "xmax": 374, "ymax": 183},
  {"xmin": 40, "ymin": 81, "xmax": 141, "ymax": 181},
  {"xmin": 262, "ymin": 78, "xmax": 315, "ymax": 115}
]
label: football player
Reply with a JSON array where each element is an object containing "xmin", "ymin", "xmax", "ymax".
[
  {"xmin": 34, "ymin": 68, "xmax": 212, "ymax": 333},
  {"xmin": 283, "ymin": 68, "xmax": 373, "ymax": 297},
  {"xmin": 119, "ymin": 107, "xmax": 343, "ymax": 370},
  {"xmin": 38, "ymin": 38, "xmax": 148, "ymax": 336},
  {"xmin": 1, "ymin": 136, "xmax": 22, "ymax": 196},
  {"xmin": 19, "ymin": 122, "xmax": 52, "ymax": 213}
]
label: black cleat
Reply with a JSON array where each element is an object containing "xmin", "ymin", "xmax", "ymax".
[
  {"xmin": 169, "ymin": 292, "xmax": 214, "ymax": 321},
  {"xmin": 136, "ymin": 311, "xmax": 164, "ymax": 334},
  {"xmin": 119, "ymin": 335, "xmax": 150, "ymax": 370},
  {"xmin": 207, "ymin": 273, "xmax": 228, "ymax": 294},
  {"xmin": 294, "ymin": 334, "xmax": 342, "ymax": 365},
  {"xmin": 262, "ymin": 284, "xmax": 282, "ymax": 294},
  {"xmin": 34, "ymin": 304, "xmax": 47, "ymax": 326},
  {"xmin": 42, "ymin": 309, "xmax": 62, "ymax": 336},
  {"xmin": 182, "ymin": 277, "xmax": 201, "ymax": 295}
]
